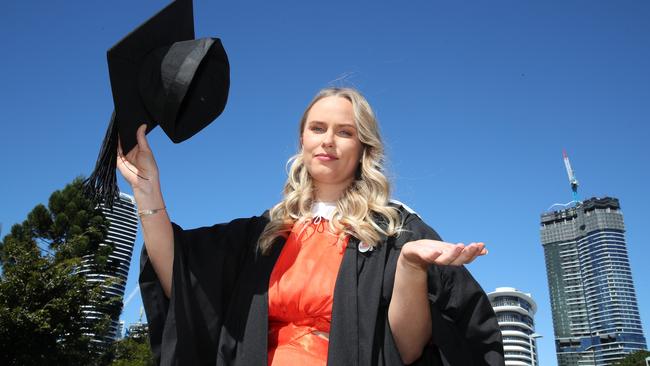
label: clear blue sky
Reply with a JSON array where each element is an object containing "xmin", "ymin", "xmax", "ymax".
[{"xmin": 1, "ymin": 0, "xmax": 649, "ymax": 364}]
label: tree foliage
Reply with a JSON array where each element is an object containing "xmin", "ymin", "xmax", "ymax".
[
  {"xmin": 612, "ymin": 350, "xmax": 650, "ymax": 366},
  {"xmin": 0, "ymin": 177, "xmax": 122, "ymax": 365},
  {"xmin": 107, "ymin": 327, "xmax": 154, "ymax": 366}
]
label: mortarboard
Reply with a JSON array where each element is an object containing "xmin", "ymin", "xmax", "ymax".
[{"xmin": 84, "ymin": 0, "xmax": 230, "ymax": 207}]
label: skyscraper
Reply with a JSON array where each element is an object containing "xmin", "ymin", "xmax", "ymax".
[
  {"xmin": 541, "ymin": 197, "xmax": 646, "ymax": 366},
  {"xmin": 80, "ymin": 192, "xmax": 138, "ymax": 350},
  {"xmin": 488, "ymin": 287, "xmax": 541, "ymax": 366}
]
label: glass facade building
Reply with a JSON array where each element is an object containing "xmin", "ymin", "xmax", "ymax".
[
  {"xmin": 541, "ymin": 197, "xmax": 646, "ymax": 366},
  {"xmin": 80, "ymin": 192, "xmax": 138, "ymax": 350},
  {"xmin": 488, "ymin": 287, "xmax": 540, "ymax": 366}
]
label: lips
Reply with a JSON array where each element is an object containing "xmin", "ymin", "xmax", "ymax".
[{"xmin": 315, "ymin": 153, "xmax": 338, "ymax": 161}]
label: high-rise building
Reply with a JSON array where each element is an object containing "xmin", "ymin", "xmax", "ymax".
[
  {"xmin": 488, "ymin": 287, "xmax": 541, "ymax": 366},
  {"xmin": 541, "ymin": 197, "xmax": 646, "ymax": 366},
  {"xmin": 126, "ymin": 322, "xmax": 149, "ymax": 341},
  {"xmin": 117, "ymin": 320, "xmax": 125, "ymax": 340},
  {"xmin": 80, "ymin": 192, "xmax": 138, "ymax": 350}
]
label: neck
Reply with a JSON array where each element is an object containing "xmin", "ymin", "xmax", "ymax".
[{"xmin": 313, "ymin": 180, "xmax": 353, "ymax": 202}]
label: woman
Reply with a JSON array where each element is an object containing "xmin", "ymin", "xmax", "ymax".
[{"xmin": 118, "ymin": 87, "xmax": 504, "ymax": 365}]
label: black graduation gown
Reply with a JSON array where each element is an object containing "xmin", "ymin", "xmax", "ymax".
[{"xmin": 139, "ymin": 204, "xmax": 504, "ymax": 366}]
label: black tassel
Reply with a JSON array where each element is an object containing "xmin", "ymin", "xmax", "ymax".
[{"xmin": 83, "ymin": 111, "xmax": 120, "ymax": 209}]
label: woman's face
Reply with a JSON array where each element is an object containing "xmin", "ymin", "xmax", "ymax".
[{"xmin": 301, "ymin": 96, "xmax": 363, "ymax": 191}]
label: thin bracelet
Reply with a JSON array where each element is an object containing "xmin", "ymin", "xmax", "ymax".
[{"xmin": 138, "ymin": 206, "xmax": 166, "ymax": 218}]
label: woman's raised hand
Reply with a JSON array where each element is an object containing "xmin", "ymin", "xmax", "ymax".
[
  {"xmin": 116, "ymin": 124, "xmax": 161, "ymax": 197},
  {"xmin": 118, "ymin": 124, "xmax": 172, "ymax": 299},
  {"xmin": 400, "ymin": 239, "xmax": 488, "ymax": 271}
]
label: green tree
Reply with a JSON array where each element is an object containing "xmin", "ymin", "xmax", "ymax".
[
  {"xmin": 0, "ymin": 177, "xmax": 122, "ymax": 365},
  {"xmin": 612, "ymin": 350, "xmax": 650, "ymax": 366},
  {"xmin": 107, "ymin": 327, "xmax": 154, "ymax": 366}
]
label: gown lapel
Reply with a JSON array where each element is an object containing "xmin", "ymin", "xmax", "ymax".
[
  {"xmin": 328, "ymin": 237, "xmax": 360, "ymax": 366},
  {"xmin": 328, "ymin": 236, "xmax": 388, "ymax": 366},
  {"xmin": 224, "ymin": 237, "xmax": 285, "ymax": 366}
]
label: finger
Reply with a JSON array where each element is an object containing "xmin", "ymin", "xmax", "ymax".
[
  {"xmin": 464, "ymin": 243, "xmax": 489, "ymax": 264},
  {"xmin": 450, "ymin": 245, "xmax": 475, "ymax": 265},
  {"xmin": 117, "ymin": 154, "xmax": 139, "ymax": 175},
  {"xmin": 116, "ymin": 138, "xmax": 124, "ymax": 168},
  {"xmin": 470, "ymin": 242, "xmax": 488, "ymax": 256},
  {"xmin": 436, "ymin": 244, "xmax": 465, "ymax": 265},
  {"xmin": 116, "ymin": 154, "xmax": 131, "ymax": 176},
  {"xmin": 116, "ymin": 138, "xmax": 133, "ymax": 172},
  {"xmin": 117, "ymin": 136, "xmax": 123, "ymax": 156},
  {"xmin": 136, "ymin": 124, "xmax": 151, "ymax": 151},
  {"xmin": 465, "ymin": 248, "xmax": 487, "ymax": 264},
  {"xmin": 118, "ymin": 134, "xmax": 138, "ymax": 163},
  {"xmin": 451, "ymin": 245, "xmax": 480, "ymax": 265},
  {"xmin": 422, "ymin": 247, "xmax": 444, "ymax": 263},
  {"xmin": 464, "ymin": 256, "xmax": 478, "ymax": 264}
]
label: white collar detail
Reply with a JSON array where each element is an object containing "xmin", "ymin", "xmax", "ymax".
[{"xmin": 311, "ymin": 201, "xmax": 337, "ymax": 221}]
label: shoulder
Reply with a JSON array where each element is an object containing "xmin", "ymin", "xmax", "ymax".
[
  {"xmin": 387, "ymin": 199, "xmax": 443, "ymax": 246},
  {"xmin": 388, "ymin": 199, "xmax": 422, "ymax": 227},
  {"xmin": 389, "ymin": 199, "xmax": 421, "ymax": 219},
  {"xmin": 174, "ymin": 211, "xmax": 270, "ymax": 243}
]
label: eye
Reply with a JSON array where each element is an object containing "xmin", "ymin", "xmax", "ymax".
[
  {"xmin": 310, "ymin": 125, "xmax": 326, "ymax": 133},
  {"xmin": 338, "ymin": 129, "xmax": 354, "ymax": 137}
]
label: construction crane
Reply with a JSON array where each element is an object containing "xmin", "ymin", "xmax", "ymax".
[{"xmin": 563, "ymin": 150, "xmax": 580, "ymax": 203}]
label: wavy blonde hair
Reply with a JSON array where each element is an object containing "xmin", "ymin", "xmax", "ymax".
[{"xmin": 258, "ymin": 87, "xmax": 403, "ymax": 254}]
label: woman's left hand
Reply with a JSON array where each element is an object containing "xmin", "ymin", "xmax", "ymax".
[
  {"xmin": 390, "ymin": 240, "xmax": 488, "ymax": 361},
  {"xmin": 400, "ymin": 240, "xmax": 488, "ymax": 271}
]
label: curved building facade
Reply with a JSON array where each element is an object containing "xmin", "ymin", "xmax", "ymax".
[
  {"xmin": 80, "ymin": 192, "xmax": 138, "ymax": 349},
  {"xmin": 488, "ymin": 287, "xmax": 540, "ymax": 366}
]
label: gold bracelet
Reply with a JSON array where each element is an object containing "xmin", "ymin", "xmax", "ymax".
[{"xmin": 138, "ymin": 206, "xmax": 166, "ymax": 218}]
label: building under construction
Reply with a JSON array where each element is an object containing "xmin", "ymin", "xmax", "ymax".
[{"xmin": 540, "ymin": 152, "xmax": 646, "ymax": 366}]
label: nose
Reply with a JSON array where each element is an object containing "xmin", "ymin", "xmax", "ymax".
[{"xmin": 321, "ymin": 130, "xmax": 335, "ymax": 147}]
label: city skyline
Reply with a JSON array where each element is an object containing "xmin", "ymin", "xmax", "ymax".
[{"xmin": 2, "ymin": 1, "xmax": 649, "ymax": 364}]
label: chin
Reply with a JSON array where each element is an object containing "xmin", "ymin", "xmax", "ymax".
[
  {"xmin": 311, "ymin": 173, "xmax": 354, "ymax": 187},
  {"xmin": 307, "ymin": 165, "xmax": 355, "ymax": 186},
  {"xmin": 309, "ymin": 173, "xmax": 337, "ymax": 184}
]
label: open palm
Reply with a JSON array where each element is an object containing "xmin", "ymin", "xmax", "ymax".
[{"xmin": 401, "ymin": 239, "xmax": 488, "ymax": 271}]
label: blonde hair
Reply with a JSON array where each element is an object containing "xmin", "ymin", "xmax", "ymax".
[{"xmin": 258, "ymin": 87, "xmax": 403, "ymax": 254}]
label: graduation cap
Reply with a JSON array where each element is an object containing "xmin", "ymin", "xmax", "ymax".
[{"xmin": 84, "ymin": 0, "xmax": 230, "ymax": 207}]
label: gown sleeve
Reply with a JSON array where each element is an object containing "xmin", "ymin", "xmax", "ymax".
[
  {"xmin": 392, "ymin": 213, "xmax": 505, "ymax": 366},
  {"xmin": 139, "ymin": 215, "xmax": 265, "ymax": 366}
]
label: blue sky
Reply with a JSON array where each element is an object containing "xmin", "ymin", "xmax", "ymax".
[{"xmin": 1, "ymin": 0, "xmax": 649, "ymax": 364}]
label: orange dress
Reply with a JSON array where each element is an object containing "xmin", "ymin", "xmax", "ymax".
[{"xmin": 267, "ymin": 216, "xmax": 348, "ymax": 366}]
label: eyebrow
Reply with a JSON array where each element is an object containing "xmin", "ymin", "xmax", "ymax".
[{"xmin": 308, "ymin": 120, "xmax": 357, "ymax": 129}]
